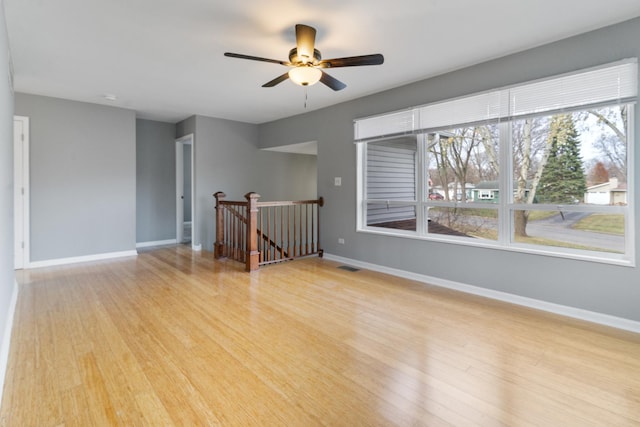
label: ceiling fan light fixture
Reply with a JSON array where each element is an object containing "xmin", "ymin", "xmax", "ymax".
[
  {"xmin": 288, "ymin": 66, "xmax": 322, "ymax": 86},
  {"xmin": 224, "ymin": 24, "xmax": 383, "ymax": 91}
]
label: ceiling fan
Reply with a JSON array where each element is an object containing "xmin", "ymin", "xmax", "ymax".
[{"xmin": 224, "ymin": 24, "xmax": 384, "ymax": 91}]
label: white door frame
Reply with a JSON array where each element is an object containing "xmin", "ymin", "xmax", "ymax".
[
  {"xmin": 14, "ymin": 116, "xmax": 30, "ymax": 269},
  {"xmin": 176, "ymin": 134, "xmax": 198, "ymax": 250}
]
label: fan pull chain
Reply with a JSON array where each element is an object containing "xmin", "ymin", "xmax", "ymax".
[{"xmin": 304, "ymin": 88, "xmax": 308, "ymax": 109}]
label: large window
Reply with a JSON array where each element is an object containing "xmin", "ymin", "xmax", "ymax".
[{"xmin": 356, "ymin": 60, "xmax": 636, "ymax": 265}]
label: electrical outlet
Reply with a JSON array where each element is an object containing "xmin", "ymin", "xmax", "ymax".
[
  {"xmin": 334, "ymin": 177, "xmax": 342, "ymax": 186},
  {"xmin": 338, "ymin": 238, "xmax": 345, "ymax": 244}
]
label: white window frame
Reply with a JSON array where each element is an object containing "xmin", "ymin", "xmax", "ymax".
[{"xmin": 356, "ymin": 60, "xmax": 636, "ymax": 266}]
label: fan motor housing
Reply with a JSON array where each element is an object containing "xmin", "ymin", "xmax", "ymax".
[{"xmin": 289, "ymin": 48, "xmax": 321, "ymax": 65}]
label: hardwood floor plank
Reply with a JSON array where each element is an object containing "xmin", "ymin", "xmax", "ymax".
[{"xmin": 2, "ymin": 246, "xmax": 640, "ymax": 426}]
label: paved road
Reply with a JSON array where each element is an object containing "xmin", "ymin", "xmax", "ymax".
[{"xmin": 527, "ymin": 211, "xmax": 624, "ymax": 252}]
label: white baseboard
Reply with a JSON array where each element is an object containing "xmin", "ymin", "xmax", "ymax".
[
  {"xmin": 28, "ymin": 250, "xmax": 138, "ymax": 269},
  {"xmin": 0, "ymin": 279, "xmax": 19, "ymax": 407},
  {"xmin": 136, "ymin": 239, "xmax": 178, "ymax": 248},
  {"xmin": 323, "ymin": 253, "xmax": 640, "ymax": 334}
]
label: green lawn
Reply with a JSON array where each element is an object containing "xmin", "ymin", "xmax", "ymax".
[
  {"xmin": 429, "ymin": 207, "xmax": 558, "ymax": 221},
  {"xmin": 513, "ymin": 234, "xmax": 623, "ymax": 253},
  {"xmin": 572, "ymin": 214, "xmax": 624, "ymax": 236}
]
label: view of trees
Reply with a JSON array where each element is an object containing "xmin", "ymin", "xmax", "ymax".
[
  {"xmin": 581, "ymin": 105, "xmax": 628, "ymax": 179},
  {"xmin": 425, "ymin": 105, "xmax": 627, "ymax": 239},
  {"xmin": 427, "ymin": 125, "xmax": 498, "ymax": 202}
]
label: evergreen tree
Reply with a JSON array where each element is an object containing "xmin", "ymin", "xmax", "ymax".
[{"xmin": 537, "ymin": 114, "xmax": 587, "ymax": 204}]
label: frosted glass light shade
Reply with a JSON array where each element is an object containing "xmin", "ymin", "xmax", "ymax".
[{"xmin": 288, "ymin": 66, "xmax": 322, "ymax": 86}]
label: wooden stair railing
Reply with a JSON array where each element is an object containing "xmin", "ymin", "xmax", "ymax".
[{"xmin": 214, "ymin": 192, "xmax": 324, "ymax": 271}]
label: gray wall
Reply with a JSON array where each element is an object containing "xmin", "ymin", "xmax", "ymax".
[
  {"xmin": 177, "ymin": 115, "xmax": 317, "ymax": 251},
  {"xmin": 0, "ymin": 1, "xmax": 16, "ymax": 395},
  {"xmin": 14, "ymin": 94, "xmax": 136, "ymax": 261},
  {"xmin": 259, "ymin": 17, "xmax": 640, "ymax": 322},
  {"xmin": 136, "ymin": 119, "xmax": 176, "ymax": 243},
  {"xmin": 175, "ymin": 115, "xmax": 195, "ymax": 141}
]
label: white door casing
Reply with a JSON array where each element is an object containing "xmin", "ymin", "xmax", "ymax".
[
  {"xmin": 14, "ymin": 116, "xmax": 30, "ymax": 269},
  {"xmin": 176, "ymin": 134, "xmax": 197, "ymax": 249},
  {"xmin": 175, "ymin": 140, "xmax": 184, "ymax": 244}
]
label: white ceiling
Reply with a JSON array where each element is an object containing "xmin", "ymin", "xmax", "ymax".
[{"xmin": 5, "ymin": 0, "xmax": 640, "ymax": 124}]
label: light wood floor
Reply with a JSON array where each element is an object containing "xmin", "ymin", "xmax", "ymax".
[{"xmin": 2, "ymin": 246, "xmax": 640, "ymax": 426}]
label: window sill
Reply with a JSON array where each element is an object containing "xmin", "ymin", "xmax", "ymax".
[{"xmin": 356, "ymin": 227, "xmax": 635, "ymax": 268}]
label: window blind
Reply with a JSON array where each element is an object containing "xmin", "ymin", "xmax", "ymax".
[
  {"xmin": 509, "ymin": 61, "xmax": 637, "ymax": 118},
  {"xmin": 418, "ymin": 91, "xmax": 507, "ymax": 132},
  {"xmin": 354, "ymin": 109, "xmax": 418, "ymax": 141},
  {"xmin": 354, "ymin": 59, "xmax": 637, "ymax": 142}
]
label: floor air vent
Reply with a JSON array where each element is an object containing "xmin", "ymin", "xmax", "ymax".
[{"xmin": 337, "ymin": 265, "xmax": 360, "ymax": 272}]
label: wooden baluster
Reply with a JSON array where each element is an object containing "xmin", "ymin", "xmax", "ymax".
[
  {"xmin": 224, "ymin": 208, "xmax": 228, "ymax": 257},
  {"xmin": 259, "ymin": 207, "xmax": 264, "ymax": 263},
  {"xmin": 299, "ymin": 204, "xmax": 303, "ymax": 257},
  {"xmin": 238, "ymin": 206, "xmax": 242, "ymax": 261},
  {"xmin": 269, "ymin": 206, "xmax": 274, "ymax": 261},
  {"xmin": 300, "ymin": 203, "xmax": 305, "ymax": 256},
  {"xmin": 287, "ymin": 206, "xmax": 291, "ymax": 258},
  {"xmin": 228, "ymin": 206, "xmax": 233, "ymax": 259},
  {"xmin": 318, "ymin": 197, "xmax": 323, "ymax": 257},
  {"xmin": 233, "ymin": 206, "xmax": 237, "ymax": 259},
  {"xmin": 245, "ymin": 192, "xmax": 260, "ymax": 271},
  {"xmin": 235, "ymin": 206, "xmax": 240, "ymax": 261},
  {"xmin": 232, "ymin": 206, "xmax": 237, "ymax": 260},
  {"xmin": 228, "ymin": 207, "xmax": 232, "ymax": 258},
  {"xmin": 314, "ymin": 203, "xmax": 318, "ymax": 253},
  {"xmin": 268, "ymin": 206, "xmax": 272, "ymax": 261},
  {"xmin": 311, "ymin": 203, "xmax": 315, "ymax": 254},
  {"xmin": 243, "ymin": 205, "xmax": 247, "ymax": 262},
  {"xmin": 240, "ymin": 206, "xmax": 244, "ymax": 261},
  {"xmin": 278, "ymin": 206, "xmax": 284, "ymax": 259},
  {"xmin": 305, "ymin": 203, "xmax": 310, "ymax": 255},
  {"xmin": 225, "ymin": 208, "xmax": 230, "ymax": 257},
  {"xmin": 292, "ymin": 205, "xmax": 296, "ymax": 257}
]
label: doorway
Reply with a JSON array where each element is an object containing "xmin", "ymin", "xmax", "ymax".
[
  {"xmin": 14, "ymin": 116, "xmax": 30, "ymax": 269},
  {"xmin": 176, "ymin": 134, "xmax": 195, "ymax": 247}
]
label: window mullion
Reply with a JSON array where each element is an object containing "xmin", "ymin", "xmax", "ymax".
[
  {"xmin": 357, "ymin": 143, "xmax": 365, "ymax": 230},
  {"xmin": 416, "ymin": 133, "xmax": 426, "ymax": 235},
  {"xmin": 624, "ymin": 104, "xmax": 635, "ymax": 261},
  {"xmin": 498, "ymin": 121, "xmax": 511, "ymax": 245}
]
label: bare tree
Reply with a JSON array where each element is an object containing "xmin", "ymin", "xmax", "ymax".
[
  {"xmin": 428, "ymin": 126, "xmax": 496, "ymax": 203},
  {"xmin": 511, "ymin": 117, "xmax": 553, "ymax": 237},
  {"xmin": 579, "ymin": 106, "xmax": 627, "ymax": 179}
]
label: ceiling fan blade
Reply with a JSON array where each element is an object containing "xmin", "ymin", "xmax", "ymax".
[
  {"xmin": 224, "ymin": 52, "xmax": 290, "ymax": 66},
  {"xmin": 319, "ymin": 54, "xmax": 384, "ymax": 68},
  {"xmin": 262, "ymin": 72, "xmax": 290, "ymax": 87},
  {"xmin": 320, "ymin": 71, "xmax": 346, "ymax": 91},
  {"xmin": 295, "ymin": 24, "xmax": 316, "ymax": 63}
]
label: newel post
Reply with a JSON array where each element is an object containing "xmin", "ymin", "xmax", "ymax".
[
  {"xmin": 317, "ymin": 197, "xmax": 324, "ymax": 258},
  {"xmin": 245, "ymin": 192, "xmax": 261, "ymax": 272},
  {"xmin": 214, "ymin": 192, "xmax": 226, "ymax": 259}
]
